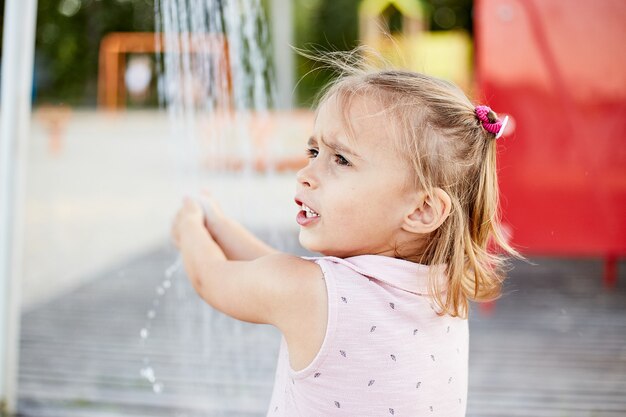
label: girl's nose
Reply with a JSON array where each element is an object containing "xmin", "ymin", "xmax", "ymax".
[{"xmin": 296, "ymin": 163, "xmax": 318, "ymax": 189}]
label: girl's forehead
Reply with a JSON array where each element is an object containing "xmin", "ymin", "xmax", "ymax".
[
  {"xmin": 314, "ymin": 94, "xmax": 405, "ymax": 164},
  {"xmin": 314, "ymin": 94, "xmax": 389, "ymax": 139}
]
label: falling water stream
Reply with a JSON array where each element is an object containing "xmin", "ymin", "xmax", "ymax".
[
  {"xmin": 155, "ymin": 0, "xmax": 275, "ymax": 176},
  {"xmin": 138, "ymin": 0, "xmax": 286, "ymax": 414}
]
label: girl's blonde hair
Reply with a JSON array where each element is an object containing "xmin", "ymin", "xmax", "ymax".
[{"xmin": 310, "ymin": 50, "xmax": 520, "ymax": 318}]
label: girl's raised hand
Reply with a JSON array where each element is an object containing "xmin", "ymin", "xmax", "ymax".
[
  {"xmin": 171, "ymin": 196, "xmax": 207, "ymax": 249},
  {"xmin": 197, "ymin": 189, "xmax": 226, "ymax": 231}
]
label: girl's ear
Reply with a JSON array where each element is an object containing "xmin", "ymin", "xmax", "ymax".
[{"xmin": 402, "ymin": 188, "xmax": 452, "ymax": 234}]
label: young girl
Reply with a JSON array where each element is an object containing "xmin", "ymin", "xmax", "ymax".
[{"xmin": 171, "ymin": 63, "xmax": 515, "ymax": 416}]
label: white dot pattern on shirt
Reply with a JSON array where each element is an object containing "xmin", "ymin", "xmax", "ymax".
[
  {"xmin": 332, "ymin": 284, "xmax": 462, "ymax": 415},
  {"xmin": 269, "ymin": 258, "xmax": 467, "ymax": 416}
]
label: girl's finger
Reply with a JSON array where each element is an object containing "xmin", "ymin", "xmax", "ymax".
[{"xmin": 183, "ymin": 195, "xmax": 194, "ymax": 206}]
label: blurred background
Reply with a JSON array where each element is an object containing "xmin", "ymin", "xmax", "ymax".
[
  {"xmin": 0, "ymin": 0, "xmax": 624, "ymax": 416},
  {"xmin": 0, "ymin": 0, "xmax": 473, "ymax": 107}
]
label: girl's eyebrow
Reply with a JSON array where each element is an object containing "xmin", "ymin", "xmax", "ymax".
[{"xmin": 307, "ymin": 136, "xmax": 361, "ymax": 159}]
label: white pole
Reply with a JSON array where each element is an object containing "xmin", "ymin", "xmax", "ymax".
[
  {"xmin": 269, "ymin": 0, "xmax": 294, "ymax": 109},
  {"xmin": 0, "ymin": 0, "xmax": 38, "ymax": 413}
]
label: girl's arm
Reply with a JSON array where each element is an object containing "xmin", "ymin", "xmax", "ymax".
[
  {"xmin": 171, "ymin": 198, "xmax": 327, "ymax": 361},
  {"xmin": 200, "ymin": 191, "xmax": 278, "ymax": 261}
]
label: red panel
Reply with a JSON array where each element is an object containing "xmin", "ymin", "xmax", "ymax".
[{"xmin": 475, "ymin": 0, "xmax": 626, "ymax": 256}]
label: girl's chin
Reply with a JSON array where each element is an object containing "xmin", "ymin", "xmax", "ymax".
[
  {"xmin": 298, "ymin": 233, "xmax": 315, "ymax": 251},
  {"xmin": 297, "ymin": 235, "xmax": 350, "ymax": 258},
  {"xmin": 298, "ymin": 233, "xmax": 327, "ymax": 254},
  {"xmin": 298, "ymin": 232, "xmax": 358, "ymax": 257}
]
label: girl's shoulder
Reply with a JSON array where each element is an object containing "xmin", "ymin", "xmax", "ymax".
[
  {"xmin": 253, "ymin": 252, "xmax": 327, "ymax": 318},
  {"xmin": 259, "ymin": 252, "xmax": 324, "ymax": 276}
]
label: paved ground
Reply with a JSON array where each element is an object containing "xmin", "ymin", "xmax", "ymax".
[{"xmin": 17, "ymin": 237, "xmax": 626, "ymax": 417}]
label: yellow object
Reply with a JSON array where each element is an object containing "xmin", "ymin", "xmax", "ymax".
[
  {"xmin": 359, "ymin": 0, "xmax": 425, "ymax": 19},
  {"xmin": 358, "ymin": 0, "xmax": 473, "ymax": 91}
]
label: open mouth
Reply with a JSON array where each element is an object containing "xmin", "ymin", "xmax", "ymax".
[
  {"xmin": 300, "ymin": 203, "xmax": 320, "ymax": 218},
  {"xmin": 295, "ymin": 199, "xmax": 320, "ymax": 225}
]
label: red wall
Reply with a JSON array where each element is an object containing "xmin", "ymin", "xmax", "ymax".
[{"xmin": 475, "ymin": 0, "xmax": 626, "ymax": 256}]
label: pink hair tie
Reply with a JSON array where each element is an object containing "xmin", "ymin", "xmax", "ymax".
[{"xmin": 475, "ymin": 105, "xmax": 508, "ymax": 139}]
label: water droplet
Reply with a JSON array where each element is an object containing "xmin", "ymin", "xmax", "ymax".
[
  {"xmin": 156, "ymin": 286, "xmax": 165, "ymax": 296},
  {"xmin": 147, "ymin": 310, "xmax": 156, "ymax": 319},
  {"xmin": 165, "ymin": 261, "xmax": 179, "ymax": 278},
  {"xmin": 153, "ymin": 382, "xmax": 163, "ymax": 393},
  {"xmin": 140, "ymin": 366, "xmax": 155, "ymax": 383},
  {"xmin": 140, "ymin": 328, "xmax": 149, "ymax": 339},
  {"xmin": 163, "ymin": 279, "xmax": 171, "ymax": 289}
]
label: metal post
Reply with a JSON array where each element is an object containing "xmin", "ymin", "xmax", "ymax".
[
  {"xmin": 269, "ymin": 0, "xmax": 294, "ymax": 109},
  {"xmin": 0, "ymin": 0, "xmax": 38, "ymax": 413}
]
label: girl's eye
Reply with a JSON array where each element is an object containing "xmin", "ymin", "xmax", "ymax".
[
  {"xmin": 306, "ymin": 148, "xmax": 318, "ymax": 158},
  {"xmin": 334, "ymin": 154, "xmax": 351, "ymax": 166}
]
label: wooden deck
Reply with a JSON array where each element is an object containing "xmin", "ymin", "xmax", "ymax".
[{"xmin": 17, "ymin": 239, "xmax": 626, "ymax": 417}]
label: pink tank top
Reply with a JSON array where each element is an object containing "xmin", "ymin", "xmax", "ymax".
[{"xmin": 266, "ymin": 255, "xmax": 468, "ymax": 417}]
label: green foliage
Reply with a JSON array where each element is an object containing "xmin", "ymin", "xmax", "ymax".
[
  {"xmin": 429, "ymin": 0, "xmax": 473, "ymax": 32},
  {"xmin": 34, "ymin": 0, "xmax": 155, "ymax": 106},
  {"xmin": 293, "ymin": 0, "xmax": 360, "ymax": 107}
]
